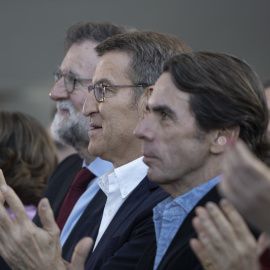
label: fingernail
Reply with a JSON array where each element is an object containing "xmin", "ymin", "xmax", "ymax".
[
  {"xmin": 206, "ymin": 202, "xmax": 215, "ymax": 210},
  {"xmin": 1, "ymin": 185, "xmax": 7, "ymax": 193},
  {"xmin": 41, "ymin": 199, "xmax": 49, "ymax": 210},
  {"xmin": 220, "ymin": 199, "xmax": 229, "ymax": 207}
]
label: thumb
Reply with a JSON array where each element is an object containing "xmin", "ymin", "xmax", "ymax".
[
  {"xmin": 38, "ymin": 198, "xmax": 60, "ymax": 235},
  {"xmin": 70, "ymin": 237, "xmax": 93, "ymax": 269},
  {"xmin": 257, "ymin": 232, "xmax": 270, "ymax": 256}
]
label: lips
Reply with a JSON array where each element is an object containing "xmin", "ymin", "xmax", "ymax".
[
  {"xmin": 58, "ymin": 108, "xmax": 70, "ymax": 114},
  {"xmin": 89, "ymin": 123, "xmax": 102, "ymax": 129},
  {"xmin": 88, "ymin": 123, "xmax": 102, "ymax": 136},
  {"xmin": 142, "ymin": 151, "xmax": 157, "ymax": 164}
]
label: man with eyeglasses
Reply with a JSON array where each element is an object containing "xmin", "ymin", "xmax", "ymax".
[
  {"xmin": 32, "ymin": 20, "xmax": 127, "ymax": 245},
  {"xmin": 0, "ymin": 30, "xmax": 191, "ymax": 270},
  {"xmin": 0, "ymin": 21, "xmax": 124, "ymax": 270},
  {"xmin": 0, "ymin": 21, "xmax": 127, "ymax": 270}
]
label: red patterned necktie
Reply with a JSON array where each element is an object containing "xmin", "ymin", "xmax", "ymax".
[{"xmin": 56, "ymin": 168, "xmax": 95, "ymax": 231}]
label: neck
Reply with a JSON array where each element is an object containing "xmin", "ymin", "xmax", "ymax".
[
  {"xmin": 161, "ymin": 157, "xmax": 222, "ymax": 199},
  {"xmin": 109, "ymin": 140, "xmax": 143, "ymax": 169},
  {"xmin": 78, "ymin": 148, "xmax": 96, "ymax": 166}
]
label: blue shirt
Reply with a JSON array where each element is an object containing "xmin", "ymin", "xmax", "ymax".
[
  {"xmin": 60, "ymin": 157, "xmax": 114, "ymax": 246},
  {"xmin": 153, "ymin": 176, "xmax": 221, "ymax": 270}
]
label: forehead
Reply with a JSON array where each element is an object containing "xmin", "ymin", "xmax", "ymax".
[
  {"xmin": 61, "ymin": 41, "xmax": 99, "ymax": 77},
  {"xmin": 93, "ymin": 51, "xmax": 131, "ymax": 84},
  {"xmin": 149, "ymin": 72, "xmax": 190, "ymax": 108}
]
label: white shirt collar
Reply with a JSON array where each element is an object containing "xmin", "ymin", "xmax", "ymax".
[{"xmin": 98, "ymin": 157, "xmax": 148, "ymax": 199}]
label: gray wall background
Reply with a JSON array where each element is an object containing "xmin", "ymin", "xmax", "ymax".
[{"xmin": 0, "ymin": 0, "xmax": 269, "ymax": 127}]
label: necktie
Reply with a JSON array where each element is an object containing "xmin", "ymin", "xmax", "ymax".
[{"xmin": 56, "ymin": 168, "xmax": 95, "ymax": 231}]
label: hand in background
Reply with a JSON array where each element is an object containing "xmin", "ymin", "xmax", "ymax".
[
  {"xmin": 219, "ymin": 140, "xmax": 270, "ymax": 236},
  {"xmin": 190, "ymin": 200, "xmax": 259, "ymax": 270}
]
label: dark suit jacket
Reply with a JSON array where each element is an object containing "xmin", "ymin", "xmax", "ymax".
[
  {"xmin": 34, "ymin": 154, "xmax": 168, "ymax": 269},
  {"xmin": 33, "ymin": 153, "xmax": 83, "ymax": 227},
  {"xmin": 136, "ymin": 185, "xmax": 260, "ymax": 270},
  {"xmin": 84, "ymin": 176, "xmax": 168, "ymax": 270}
]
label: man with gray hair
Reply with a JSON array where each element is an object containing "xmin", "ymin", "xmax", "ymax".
[
  {"xmin": 33, "ymin": 21, "xmax": 127, "ymax": 253},
  {"xmin": 0, "ymin": 21, "xmax": 127, "ymax": 270},
  {"xmin": 0, "ymin": 30, "xmax": 191, "ymax": 269}
]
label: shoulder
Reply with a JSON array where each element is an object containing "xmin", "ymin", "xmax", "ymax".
[{"xmin": 47, "ymin": 154, "xmax": 83, "ymax": 183}]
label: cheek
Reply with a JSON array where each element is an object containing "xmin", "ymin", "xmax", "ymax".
[{"xmin": 71, "ymin": 93, "xmax": 87, "ymax": 110}]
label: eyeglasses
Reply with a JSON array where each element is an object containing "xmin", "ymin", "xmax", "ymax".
[
  {"xmin": 88, "ymin": 83, "xmax": 150, "ymax": 102},
  {"xmin": 53, "ymin": 70, "xmax": 92, "ymax": 93}
]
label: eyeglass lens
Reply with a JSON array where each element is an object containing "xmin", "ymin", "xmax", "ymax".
[
  {"xmin": 64, "ymin": 73, "xmax": 75, "ymax": 93},
  {"xmin": 93, "ymin": 84, "xmax": 102, "ymax": 102},
  {"xmin": 53, "ymin": 71, "xmax": 75, "ymax": 93}
]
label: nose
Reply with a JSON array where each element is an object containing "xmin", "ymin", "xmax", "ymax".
[
  {"xmin": 49, "ymin": 78, "xmax": 69, "ymax": 101},
  {"xmin": 134, "ymin": 115, "xmax": 155, "ymax": 142},
  {"xmin": 83, "ymin": 90, "xmax": 98, "ymax": 117}
]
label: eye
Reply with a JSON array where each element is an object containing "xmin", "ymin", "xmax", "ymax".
[
  {"xmin": 145, "ymin": 105, "xmax": 150, "ymax": 112},
  {"xmin": 160, "ymin": 111, "xmax": 169, "ymax": 120}
]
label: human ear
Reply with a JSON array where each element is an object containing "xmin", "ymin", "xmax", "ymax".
[{"xmin": 210, "ymin": 126, "xmax": 240, "ymax": 154}]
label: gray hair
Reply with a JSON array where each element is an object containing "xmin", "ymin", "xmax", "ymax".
[
  {"xmin": 95, "ymin": 30, "xmax": 192, "ymax": 105},
  {"xmin": 64, "ymin": 21, "xmax": 130, "ymax": 52}
]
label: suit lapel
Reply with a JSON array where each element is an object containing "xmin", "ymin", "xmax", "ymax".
[
  {"xmin": 93, "ymin": 176, "xmax": 154, "ymax": 250},
  {"xmin": 62, "ymin": 189, "xmax": 106, "ymax": 260}
]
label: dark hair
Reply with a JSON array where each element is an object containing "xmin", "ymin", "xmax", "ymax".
[
  {"xmin": 95, "ymin": 30, "xmax": 192, "ymax": 105},
  {"xmin": 164, "ymin": 52, "xmax": 270, "ymax": 164},
  {"xmin": 0, "ymin": 111, "xmax": 58, "ymax": 206},
  {"xmin": 64, "ymin": 21, "xmax": 130, "ymax": 52}
]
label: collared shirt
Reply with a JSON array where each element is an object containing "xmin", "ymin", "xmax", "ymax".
[
  {"xmin": 153, "ymin": 175, "xmax": 221, "ymax": 270},
  {"xmin": 60, "ymin": 157, "xmax": 114, "ymax": 246},
  {"xmin": 93, "ymin": 157, "xmax": 148, "ymax": 249}
]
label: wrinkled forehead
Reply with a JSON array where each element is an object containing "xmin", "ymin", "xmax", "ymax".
[
  {"xmin": 93, "ymin": 51, "xmax": 131, "ymax": 84},
  {"xmin": 61, "ymin": 41, "xmax": 99, "ymax": 77}
]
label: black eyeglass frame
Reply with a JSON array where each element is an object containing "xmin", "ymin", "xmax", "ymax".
[
  {"xmin": 53, "ymin": 71, "xmax": 92, "ymax": 93},
  {"xmin": 88, "ymin": 83, "xmax": 150, "ymax": 102}
]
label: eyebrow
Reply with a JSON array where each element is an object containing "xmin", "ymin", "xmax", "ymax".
[
  {"xmin": 57, "ymin": 67, "xmax": 80, "ymax": 78},
  {"xmin": 151, "ymin": 104, "xmax": 175, "ymax": 117},
  {"xmin": 93, "ymin": 78, "xmax": 113, "ymax": 85}
]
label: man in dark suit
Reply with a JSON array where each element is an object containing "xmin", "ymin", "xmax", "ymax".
[
  {"xmin": 134, "ymin": 52, "xmax": 269, "ymax": 270},
  {"xmin": 0, "ymin": 31, "xmax": 191, "ymax": 269},
  {"xmin": 33, "ymin": 21, "xmax": 123, "ymax": 250},
  {"xmin": 0, "ymin": 21, "xmax": 120, "ymax": 270}
]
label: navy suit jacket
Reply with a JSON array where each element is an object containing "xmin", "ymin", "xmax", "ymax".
[
  {"xmin": 84, "ymin": 176, "xmax": 168, "ymax": 270},
  {"xmin": 136, "ymin": 185, "xmax": 260, "ymax": 270},
  {"xmin": 33, "ymin": 154, "xmax": 168, "ymax": 269}
]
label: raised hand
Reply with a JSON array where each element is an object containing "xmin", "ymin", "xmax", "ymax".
[
  {"xmin": 0, "ymin": 183, "xmax": 92, "ymax": 270},
  {"xmin": 190, "ymin": 200, "xmax": 259, "ymax": 270}
]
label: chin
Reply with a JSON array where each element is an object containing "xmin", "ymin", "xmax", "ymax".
[{"xmin": 88, "ymin": 143, "xmax": 101, "ymax": 157}]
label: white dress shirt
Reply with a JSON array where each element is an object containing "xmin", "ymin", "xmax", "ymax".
[
  {"xmin": 60, "ymin": 157, "xmax": 114, "ymax": 246},
  {"xmin": 93, "ymin": 157, "xmax": 148, "ymax": 249}
]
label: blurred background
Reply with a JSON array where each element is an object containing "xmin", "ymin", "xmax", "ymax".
[{"xmin": 0, "ymin": 0, "xmax": 269, "ymax": 127}]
